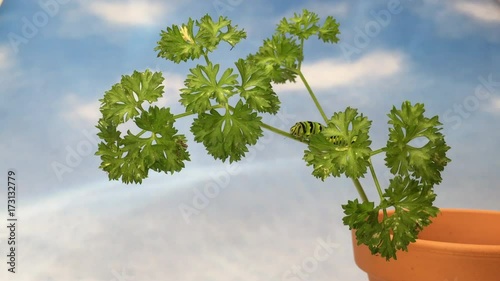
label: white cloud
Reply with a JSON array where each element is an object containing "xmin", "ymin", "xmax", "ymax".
[
  {"xmin": 0, "ymin": 45, "xmax": 14, "ymax": 70},
  {"xmin": 297, "ymin": 2, "xmax": 349, "ymax": 18},
  {"xmin": 0, "ymin": 45, "xmax": 22, "ymax": 92},
  {"xmin": 453, "ymin": 2, "xmax": 500, "ymax": 23},
  {"xmin": 86, "ymin": 1, "xmax": 169, "ymax": 27},
  {"xmin": 485, "ymin": 96, "xmax": 500, "ymax": 114},
  {"xmin": 58, "ymin": 0, "xmax": 180, "ymax": 39},
  {"xmin": 416, "ymin": 0, "xmax": 500, "ymax": 42},
  {"xmin": 61, "ymin": 94, "xmax": 100, "ymax": 127},
  {"xmin": 154, "ymin": 72, "xmax": 185, "ymax": 108},
  {"xmin": 274, "ymin": 51, "xmax": 404, "ymax": 92}
]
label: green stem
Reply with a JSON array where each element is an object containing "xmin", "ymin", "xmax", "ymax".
[
  {"xmin": 351, "ymin": 178, "xmax": 369, "ymax": 203},
  {"xmin": 370, "ymin": 147, "xmax": 386, "ymax": 156},
  {"xmin": 173, "ymin": 111, "xmax": 196, "ymax": 120},
  {"xmin": 136, "ymin": 130, "xmax": 147, "ymax": 138},
  {"xmin": 260, "ymin": 122, "xmax": 306, "ymax": 144},
  {"xmin": 297, "ymin": 70, "xmax": 329, "ymax": 124},
  {"xmin": 203, "ymin": 51, "xmax": 210, "ymax": 65},
  {"xmin": 368, "ymin": 158, "xmax": 384, "ymax": 200},
  {"xmin": 298, "ymin": 38, "xmax": 304, "ymax": 69}
]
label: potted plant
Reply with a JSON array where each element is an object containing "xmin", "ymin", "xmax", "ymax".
[{"xmin": 94, "ymin": 9, "xmax": 500, "ymax": 280}]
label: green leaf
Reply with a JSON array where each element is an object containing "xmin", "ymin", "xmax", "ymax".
[
  {"xmin": 95, "ymin": 107, "xmax": 190, "ymax": 184},
  {"xmin": 219, "ymin": 22, "xmax": 247, "ymax": 48},
  {"xmin": 180, "ymin": 62, "xmax": 238, "ymax": 113},
  {"xmin": 342, "ymin": 175, "xmax": 439, "ymax": 260},
  {"xmin": 276, "ymin": 9, "xmax": 340, "ymax": 44},
  {"xmin": 191, "ymin": 100, "xmax": 263, "ymax": 163},
  {"xmin": 385, "ymin": 101, "xmax": 451, "ymax": 185},
  {"xmin": 235, "ymin": 58, "xmax": 280, "ymax": 114},
  {"xmin": 196, "ymin": 15, "xmax": 228, "ymax": 51},
  {"xmin": 99, "ymin": 70, "xmax": 165, "ymax": 124},
  {"xmin": 155, "ymin": 15, "xmax": 246, "ymax": 63},
  {"xmin": 318, "ymin": 16, "xmax": 341, "ymax": 43},
  {"xmin": 277, "ymin": 9, "xmax": 320, "ymax": 40},
  {"xmin": 155, "ymin": 18, "xmax": 204, "ymax": 63},
  {"xmin": 247, "ymin": 33, "xmax": 302, "ymax": 84},
  {"xmin": 342, "ymin": 199, "xmax": 376, "ymax": 229},
  {"xmin": 96, "ymin": 118, "xmax": 121, "ymax": 143},
  {"xmin": 197, "ymin": 15, "xmax": 246, "ymax": 50},
  {"xmin": 304, "ymin": 107, "xmax": 372, "ymax": 180}
]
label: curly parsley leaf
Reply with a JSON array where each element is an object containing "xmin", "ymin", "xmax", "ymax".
[
  {"xmin": 155, "ymin": 15, "xmax": 246, "ymax": 63},
  {"xmin": 155, "ymin": 18, "xmax": 204, "ymax": 63},
  {"xmin": 96, "ymin": 106, "xmax": 190, "ymax": 184},
  {"xmin": 277, "ymin": 9, "xmax": 340, "ymax": 44},
  {"xmin": 247, "ymin": 33, "xmax": 302, "ymax": 84},
  {"xmin": 180, "ymin": 62, "xmax": 238, "ymax": 113},
  {"xmin": 99, "ymin": 70, "xmax": 164, "ymax": 124},
  {"xmin": 235, "ymin": 58, "xmax": 280, "ymax": 114},
  {"xmin": 277, "ymin": 9, "xmax": 320, "ymax": 40},
  {"xmin": 342, "ymin": 175, "xmax": 439, "ymax": 260},
  {"xmin": 342, "ymin": 199, "xmax": 376, "ymax": 229},
  {"xmin": 197, "ymin": 15, "xmax": 246, "ymax": 50},
  {"xmin": 385, "ymin": 101, "xmax": 451, "ymax": 185},
  {"xmin": 318, "ymin": 16, "xmax": 340, "ymax": 43},
  {"xmin": 304, "ymin": 107, "xmax": 372, "ymax": 180},
  {"xmin": 191, "ymin": 101, "xmax": 263, "ymax": 163}
]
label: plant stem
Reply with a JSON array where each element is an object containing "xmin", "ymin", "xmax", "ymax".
[
  {"xmin": 296, "ymin": 69, "xmax": 369, "ymax": 202},
  {"xmin": 370, "ymin": 148, "xmax": 386, "ymax": 156},
  {"xmin": 260, "ymin": 122, "xmax": 305, "ymax": 144},
  {"xmin": 173, "ymin": 111, "xmax": 196, "ymax": 119},
  {"xmin": 298, "ymin": 38, "xmax": 304, "ymax": 69},
  {"xmin": 351, "ymin": 178, "xmax": 369, "ymax": 203},
  {"xmin": 297, "ymin": 70, "xmax": 329, "ymax": 124},
  {"xmin": 368, "ymin": 158, "xmax": 384, "ymax": 200},
  {"xmin": 203, "ymin": 51, "xmax": 210, "ymax": 65}
]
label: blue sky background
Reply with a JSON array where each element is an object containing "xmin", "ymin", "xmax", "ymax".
[{"xmin": 0, "ymin": 0, "xmax": 499, "ymax": 280}]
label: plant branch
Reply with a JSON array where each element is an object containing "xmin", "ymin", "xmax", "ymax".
[
  {"xmin": 297, "ymin": 70, "xmax": 329, "ymax": 123},
  {"xmin": 298, "ymin": 38, "xmax": 304, "ymax": 69},
  {"xmin": 203, "ymin": 50, "xmax": 210, "ymax": 65},
  {"xmin": 368, "ymin": 158, "xmax": 384, "ymax": 200},
  {"xmin": 351, "ymin": 178, "xmax": 369, "ymax": 203},
  {"xmin": 260, "ymin": 122, "xmax": 306, "ymax": 144},
  {"xmin": 370, "ymin": 147, "xmax": 385, "ymax": 156}
]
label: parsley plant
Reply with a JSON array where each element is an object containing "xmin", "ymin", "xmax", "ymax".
[{"xmin": 95, "ymin": 10, "xmax": 451, "ymax": 260}]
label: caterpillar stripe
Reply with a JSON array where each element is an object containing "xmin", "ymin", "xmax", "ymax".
[{"xmin": 290, "ymin": 121, "xmax": 356, "ymax": 146}]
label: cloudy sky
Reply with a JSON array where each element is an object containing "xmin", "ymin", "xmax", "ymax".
[{"xmin": 0, "ymin": 0, "xmax": 499, "ymax": 280}]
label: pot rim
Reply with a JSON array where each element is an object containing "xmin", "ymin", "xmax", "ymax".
[{"xmin": 381, "ymin": 208, "xmax": 500, "ymax": 256}]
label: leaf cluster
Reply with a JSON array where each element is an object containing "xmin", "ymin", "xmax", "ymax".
[
  {"xmin": 304, "ymin": 107, "xmax": 372, "ymax": 180},
  {"xmin": 339, "ymin": 101, "xmax": 450, "ymax": 260},
  {"xmin": 343, "ymin": 175, "xmax": 439, "ymax": 260},
  {"xmin": 385, "ymin": 101, "xmax": 451, "ymax": 185},
  {"xmin": 277, "ymin": 9, "xmax": 340, "ymax": 43},
  {"xmin": 246, "ymin": 9, "xmax": 341, "ymax": 84},
  {"xmin": 96, "ymin": 70, "xmax": 190, "ymax": 184},
  {"xmin": 155, "ymin": 15, "xmax": 246, "ymax": 63}
]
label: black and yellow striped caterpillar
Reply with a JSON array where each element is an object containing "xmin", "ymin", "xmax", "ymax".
[{"xmin": 290, "ymin": 121, "xmax": 356, "ymax": 146}]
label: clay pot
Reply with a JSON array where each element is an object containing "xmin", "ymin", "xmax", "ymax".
[{"xmin": 352, "ymin": 208, "xmax": 500, "ymax": 281}]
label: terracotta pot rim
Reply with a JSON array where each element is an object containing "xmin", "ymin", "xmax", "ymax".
[
  {"xmin": 401, "ymin": 208, "xmax": 500, "ymax": 255},
  {"xmin": 352, "ymin": 208, "xmax": 500, "ymax": 281}
]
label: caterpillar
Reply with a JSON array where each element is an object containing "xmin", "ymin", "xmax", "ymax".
[{"xmin": 290, "ymin": 121, "xmax": 356, "ymax": 146}]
